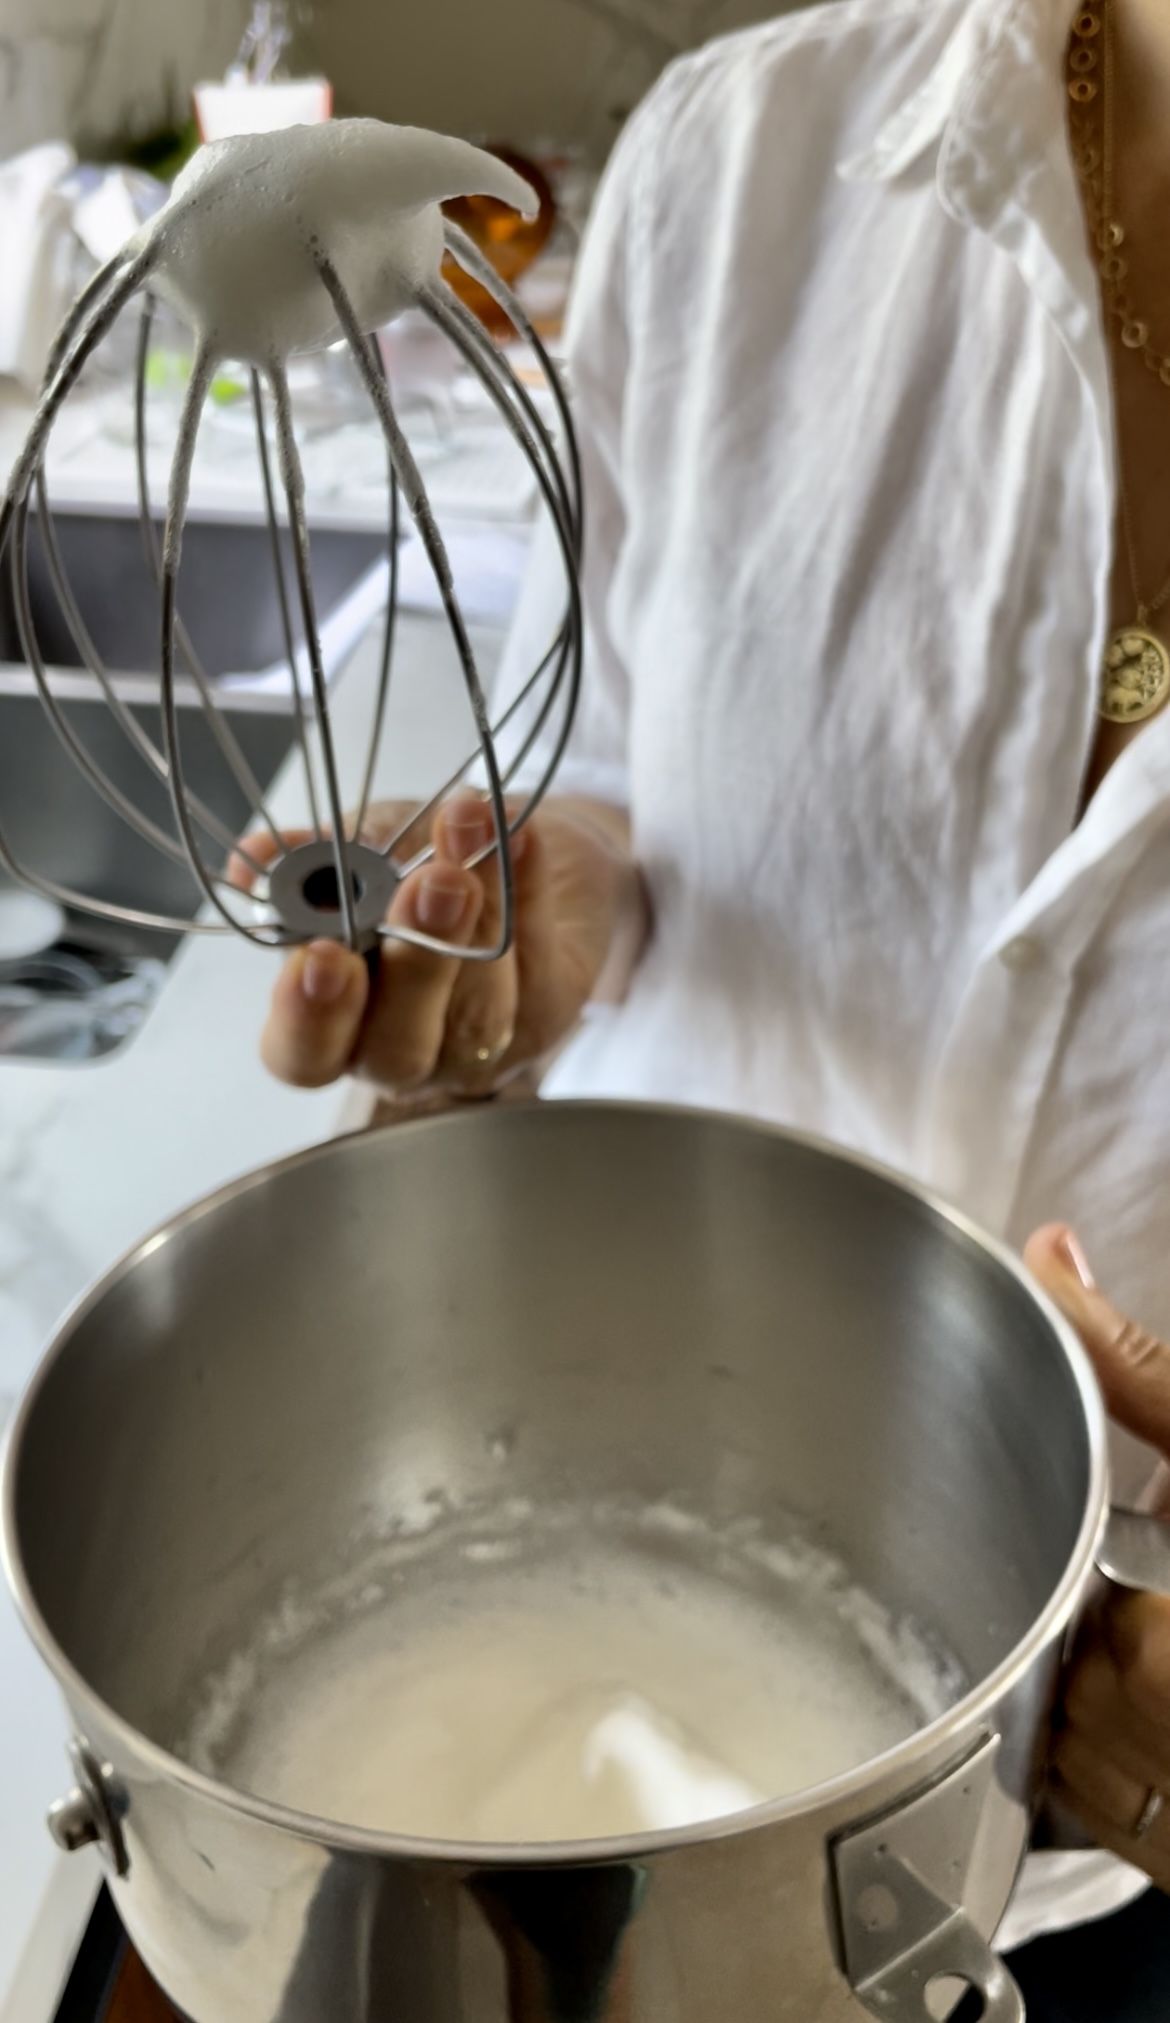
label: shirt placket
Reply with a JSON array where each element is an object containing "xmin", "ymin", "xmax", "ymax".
[{"xmin": 923, "ymin": 753, "xmax": 1170, "ymax": 1232}]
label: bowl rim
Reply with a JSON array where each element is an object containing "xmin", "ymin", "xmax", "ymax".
[{"xmin": 0, "ymin": 1096, "xmax": 1109, "ymax": 1865}]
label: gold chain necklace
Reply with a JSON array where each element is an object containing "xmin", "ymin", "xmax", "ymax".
[{"xmin": 1068, "ymin": 1, "xmax": 1170, "ymax": 724}]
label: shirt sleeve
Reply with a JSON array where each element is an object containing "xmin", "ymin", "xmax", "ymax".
[{"xmin": 491, "ymin": 91, "xmax": 654, "ymax": 810}]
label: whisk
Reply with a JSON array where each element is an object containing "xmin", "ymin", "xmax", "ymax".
[{"xmin": 0, "ymin": 121, "xmax": 582, "ymax": 969}]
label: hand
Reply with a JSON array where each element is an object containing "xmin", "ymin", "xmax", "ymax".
[
  {"xmin": 255, "ymin": 792, "xmax": 647, "ymax": 1098},
  {"xmin": 1025, "ymin": 1223, "xmax": 1170, "ymax": 1887}
]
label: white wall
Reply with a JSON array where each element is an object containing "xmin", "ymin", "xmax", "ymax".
[{"xmin": 300, "ymin": 0, "xmax": 793, "ymax": 163}]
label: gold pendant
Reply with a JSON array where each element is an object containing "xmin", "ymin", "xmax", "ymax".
[{"xmin": 1099, "ymin": 625, "xmax": 1170, "ymax": 723}]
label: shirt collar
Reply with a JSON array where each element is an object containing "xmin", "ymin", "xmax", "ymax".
[
  {"xmin": 840, "ymin": 0, "xmax": 1075, "ymax": 215},
  {"xmin": 838, "ymin": 0, "xmax": 1011, "ymax": 187},
  {"xmin": 840, "ymin": 0, "xmax": 1109, "ymax": 405}
]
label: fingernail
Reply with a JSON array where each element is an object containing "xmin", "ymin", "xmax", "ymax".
[
  {"xmin": 301, "ymin": 942, "xmax": 350, "ymax": 1006},
  {"xmin": 416, "ymin": 870, "xmax": 469, "ymax": 934},
  {"xmin": 445, "ymin": 803, "xmax": 493, "ymax": 860},
  {"xmin": 1056, "ymin": 1229, "xmax": 1095, "ymax": 1290}
]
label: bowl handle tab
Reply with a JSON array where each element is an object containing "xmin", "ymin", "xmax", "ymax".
[
  {"xmin": 831, "ymin": 1734, "xmax": 1024, "ymax": 2022},
  {"xmin": 1097, "ymin": 1507, "xmax": 1170, "ymax": 1596},
  {"xmin": 46, "ymin": 1738, "xmax": 129, "ymax": 1878}
]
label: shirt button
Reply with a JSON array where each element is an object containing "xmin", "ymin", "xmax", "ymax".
[{"xmin": 999, "ymin": 935, "xmax": 1044, "ymax": 973}]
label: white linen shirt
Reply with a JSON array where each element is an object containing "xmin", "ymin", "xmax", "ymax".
[{"xmin": 499, "ymin": 0, "xmax": 1165, "ymax": 1943}]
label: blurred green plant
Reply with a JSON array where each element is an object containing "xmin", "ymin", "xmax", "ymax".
[
  {"xmin": 112, "ymin": 117, "xmax": 200, "ymax": 183},
  {"xmin": 144, "ymin": 345, "xmax": 249, "ymax": 407}
]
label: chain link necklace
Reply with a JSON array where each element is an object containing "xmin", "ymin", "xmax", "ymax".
[{"xmin": 1068, "ymin": 0, "xmax": 1170, "ymax": 723}]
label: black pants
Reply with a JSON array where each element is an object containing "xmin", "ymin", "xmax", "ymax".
[{"xmin": 952, "ymin": 1887, "xmax": 1170, "ymax": 2021}]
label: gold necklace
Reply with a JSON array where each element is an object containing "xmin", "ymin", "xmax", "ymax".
[{"xmin": 1068, "ymin": 0, "xmax": 1170, "ymax": 724}]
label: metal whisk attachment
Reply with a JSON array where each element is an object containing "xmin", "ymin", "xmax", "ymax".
[{"xmin": 0, "ymin": 122, "xmax": 582, "ymax": 967}]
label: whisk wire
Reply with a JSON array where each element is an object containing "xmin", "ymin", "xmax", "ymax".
[
  {"xmin": 160, "ymin": 346, "xmax": 287, "ymax": 948},
  {"xmin": 443, "ymin": 221, "xmax": 584, "ymax": 551},
  {"xmin": 0, "ymin": 837, "xmax": 229, "ymax": 936},
  {"xmin": 11, "ymin": 486, "xmax": 197, "ymax": 871},
  {"xmin": 351, "ymin": 334, "xmax": 400, "ymax": 848},
  {"xmin": 362, "ymin": 246, "xmax": 584, "ymax": 871},
  {"xmin": 314, "ymin": 246, "xmax": 514, "ymax": 963},
  {"xmin": 430, "ymin": 284, "xmax": 578, "ymax": 559},
  {"xmin": 374, "ymin": 621, "xmax": 573, "ymax": 876},
  {"xmin": 417, "ymin": 281, "xmax": 583, "ymax": 828},
  {"xmin": 0, "ymin": 248, "xmax": 157, "ymax": 578},
  {"xmin": 0, "ymin": 399, "xmax": 261, "ymax": 938},
  {"xmin": 44, "ymin": 248, "xmax": 133, "ymax": 387},
  {"xmin": 250, "ymin": 367, "xmax": 324, "ymax": 842},
  {"xmin": 134, "ymin": 304, "xmax": 286, "ymax": 853},
  {"xmin": 268, "ymin": 355, "xmax": 361, "ymax": 950},
  {"xmin": 32, "ymin": 468, "xmax": 271, "ymax": 882}
]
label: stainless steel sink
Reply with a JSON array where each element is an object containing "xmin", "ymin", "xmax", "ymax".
[
  {"xmin": 0, "ymin": 504, "xmax": 386, "ymax": 1059},
  {"xmin": 0, "ymin": 506, "xmax": 384, "ymax": 680}
]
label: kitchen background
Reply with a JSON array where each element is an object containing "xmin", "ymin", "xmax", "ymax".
[{"xmin": 1, "ymin": 0, "xmax": 793, "ymax": 167}]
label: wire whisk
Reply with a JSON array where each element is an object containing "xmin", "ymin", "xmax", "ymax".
[{"xmin": 0, "ymin": 120, "xmax": 582, "ymax": 968}]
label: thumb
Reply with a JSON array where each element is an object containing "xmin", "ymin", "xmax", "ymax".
[
  {"xmin": 1024, "ymin": 1223, "xmax": 1170, "ymax": 1458},
  {"xmin": 260, "ymin": 939, "xmax": 370, "ymax": 1088}
]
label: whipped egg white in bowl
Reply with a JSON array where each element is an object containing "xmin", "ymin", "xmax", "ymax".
[{"xmin": 2, "ymin": 1100, "xmax": 1106, "ymax": 2023}]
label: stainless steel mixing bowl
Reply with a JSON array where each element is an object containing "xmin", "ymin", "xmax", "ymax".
[{"xmin": 0, "ymin": 1101, "xmax": 1125, "ymax": 2020}]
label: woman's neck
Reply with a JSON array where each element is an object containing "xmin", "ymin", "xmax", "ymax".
[
  {"xmin": 1113, "ymin": 0, "xmax": 1170, "ymax": 174},
  {"xmin": 1114, "ymin": 0, "xmax": 1170, "ymax": 79},
  {"xmin": 1105, "ymin": 0, "xmax": 1170, "ymax": 302}
]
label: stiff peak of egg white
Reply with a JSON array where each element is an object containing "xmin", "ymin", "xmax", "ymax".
[{"xmin": 129, "ymin": 119, "xmax": 538, "ymax": 367}]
